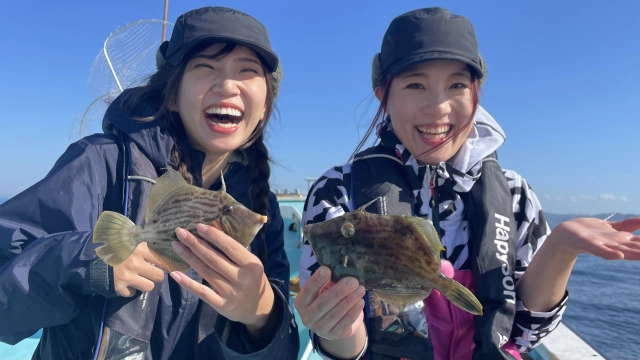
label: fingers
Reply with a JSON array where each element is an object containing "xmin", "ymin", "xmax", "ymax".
[
  {"xmin": 610, "ymin": 217, "xmax": 640, "ymax": 233},
  {"xmin": 194, "ymin": 223, "xmax": 253, "ymax": 266},
  {"xmin": 137, "ymin": 261, "xmax": 166, "ymax": 283},
  {"xmin": 115, "ymin": 275, "xmax": 155, "ymax": 297},
  {"xmin": 170, "ymin": 271, "xmax": 224, "ymax": 308},
  {"xmin": 137, "ymin": 242, "xmax": 167, "ymax": 271},
  {"xmin": 605, "ymin": 242, "xmax": 640, "ymax": 261},
  {"xmin": 175, "ymin": 228, "xmax": 239, "ymax": 282},
  {"xmin": 306, "ymin": 278, "xmax": 363, "ymax": 326},
  {"xmin": 294, "ymin": 266, "xmax": 331, "ymax": 310},
  {"xmin": 313, "ymin": 285, "xmax": 366, "ymax": 340},
  {"xmin": 294, "ymin": 267, "xmax": 365, "ymax": 341},
  {"xmin": 335, "ymin": 308, "xmax": 365, "ymax": 340},
  {"xmin": 171, "ymin": 240, "xmax": 234, "ymax": 295}
]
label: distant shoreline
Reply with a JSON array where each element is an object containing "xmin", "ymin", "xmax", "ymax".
[{"xmin": 0, "ymin": 197, "xmax": 637, "ymax": 223}]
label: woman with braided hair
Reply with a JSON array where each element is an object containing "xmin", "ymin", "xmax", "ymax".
[{"xmin": 0, "ymin": 6, "xmax": 299, "ymax": 360}]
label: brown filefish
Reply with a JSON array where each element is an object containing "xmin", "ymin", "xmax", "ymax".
[
  {"xmin": 93, "ymin": 168, "xmax": 267, "ymax": 272},
  {"xmin": 302, "ymin": 199, "xmax": 483, "ymax": 315}
]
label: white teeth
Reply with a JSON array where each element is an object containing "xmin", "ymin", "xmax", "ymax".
[
  {"xmin": 204, "ymin": 107, "xmax": 243, "ymax": 117},
  {"xmin": 208, "ymin": 120, "xmax": 237, "ymax": 128},
  {"xmin": 416, "ymin": 125, "xmax": 451, "ymax": 140},
  {"xmin": 416, "ymin": 125, "xmax": 450, "ymax": 134}
]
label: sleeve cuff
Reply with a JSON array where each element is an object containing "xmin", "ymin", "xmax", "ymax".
[
  {"xmin": 311, "ymin": 328, "xmax": 368, "ymax": 360},
  {"xmin": 219, "ymin": 282, "xmax": 296, "ymax": 357},
  {"xmin": 89, "ymin": 258, "xmax": 118, "ymax": 298},
  {"xmin": 516, "ymin": 289, "xmax": 569, "ymax": 317}
]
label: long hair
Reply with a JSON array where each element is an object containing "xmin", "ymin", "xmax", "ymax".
[
  {"xmin": 350, "ymin": 64, "xmax": 481, "ymax": 161},
  {"xmin": 120, "ymin": 41, "xmax": 277, "ymax": 267}
]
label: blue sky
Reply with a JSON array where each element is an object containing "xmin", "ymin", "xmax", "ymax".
[{"xmin": 0, "ymin": 0, "xmax": 638, "ymax": 214}]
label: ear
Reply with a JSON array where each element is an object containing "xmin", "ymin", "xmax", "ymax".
[
  {"xmin": 374, "ymin": 86, "xmax": 385, "ymax": 103},
  {"xmin": 259, "ymin": 106, "xmax": 266, "ymax": 121},
  {"xmin": 169, "ymin": 100, "xmax": 178, "ymax": 112}
]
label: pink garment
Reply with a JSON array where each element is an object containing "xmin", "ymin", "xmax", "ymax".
[{"xmin": 420, "ymin": 260, "xmax": 522, "ymax": 360}]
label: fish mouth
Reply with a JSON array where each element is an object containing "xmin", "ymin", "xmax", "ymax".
[
  {"xmin": 258, "ymin": 215, "xmax": 268, "ymax": 225},
  {"xmin": 302, "ymin": 224, "xmax": 312, "ymax": 239}
]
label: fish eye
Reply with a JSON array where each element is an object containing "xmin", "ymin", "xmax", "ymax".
[
  {"xmin": 223, "ymin": 205, "xmax": 234, "ymax": 214},
  {"xmin": 341, "ymin": 223, "xmax": 355, "ymax": 238}
]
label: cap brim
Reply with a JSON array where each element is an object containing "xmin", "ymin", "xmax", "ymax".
[
  {"xmin": 385, "ymin": 51, "xmax": 483, "ymax": 80},
  {"xmin": 166, "ymin": 35, "xmax": 279, "ymax": 72}
]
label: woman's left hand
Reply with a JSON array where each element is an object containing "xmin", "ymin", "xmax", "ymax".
[
  {"xmin": 170, "ymin": 223, "xmax": 275, "ymax": 332},
  {"xmin": 551, "ymin": 217, "xmax": 640, "ymax": 261}
]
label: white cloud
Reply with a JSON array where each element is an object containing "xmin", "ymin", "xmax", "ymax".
[
  {"xmin": 544, "ymin": 194, "xmax": 552, "ymax": 199},
  {"xmin": 564, "ymin": 194, "xmax": 628, "ymax": 203},
  {"xmin": 600, "ymin": 194, "xmax": 617, "ymax": 200}
]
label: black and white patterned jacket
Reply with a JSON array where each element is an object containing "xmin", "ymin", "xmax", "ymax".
[{"xmin": 299, "ymin": 106, "xmax": 568, "ymax": 354}]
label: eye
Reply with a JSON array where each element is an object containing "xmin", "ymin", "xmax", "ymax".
[
  {"xmin": 341, "ymin": 223, "xmax": 355, "ymax": 238},
  {"xmin": 223, "ymin": 205, "xmax": 234, "ymax": 214},
  {"xmin": 195, "ymin": 63, "xmax": 214, "ymax": 70},
  {"xmin": 241, "ymin": 67, "xmax": 259, "ymax": 74},
  {"xmin": 406, "ymin": 83, "xmax": 425, "ymax": 90},
  {"xmin": 450, "ymin": 83, "xmax": 468, "ymax": 90}
]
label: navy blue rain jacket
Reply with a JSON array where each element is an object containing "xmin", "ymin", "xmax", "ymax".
[{"xmin": 0, "ymin": 88, "xmax": 299, "ymax": 359}]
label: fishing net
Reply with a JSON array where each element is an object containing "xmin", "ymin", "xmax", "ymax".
[{"xmin": 71, "ymin": 19, "xmax": 174, "ymax": 140}]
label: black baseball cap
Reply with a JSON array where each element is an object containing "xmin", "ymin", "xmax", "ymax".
[
  {"xmin": 379, "ymin": 7, "xmax": 483, "ymax": 80},
  {"xmin": 159, "ymin": 7, "xmax": 279, "ymax": 72}
]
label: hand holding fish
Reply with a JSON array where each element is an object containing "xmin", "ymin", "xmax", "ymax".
[
  {"xmin": 293, "ymin": 266, "xmax": 367, "ymax": 359},
  {"xmin": 170, "ymin": 223, "xmax": 277, "ymax": 335},
  {"xmin": 112, "ymin": 242, "xmax": 166, "ymax": 297}
]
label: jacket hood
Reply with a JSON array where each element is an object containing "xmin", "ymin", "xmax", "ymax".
[{"xmin": 101, "ymin": 88, "xmax": 176, "ymax": 172}]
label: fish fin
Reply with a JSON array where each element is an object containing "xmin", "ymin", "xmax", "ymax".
[
  {"xmin": 440, "ymin": 278, "xmax": 483, "ymax": 316},
  {"xmin": 145, "ymin": 168, "xmax": 189, "ymax": 224},
  {"xmin": 355, "ymin": 197, "xmax": 381, "ymax": 213},
  {"xmin": 290, "ymin": 275, "xmax": 300, "ymax": 293},
  {"xmin": 373, "ymin": 289, "xmax": 428, "ymax": 311},
  {"xmin": 406, "ymin": 217, "xmax": 444, "ymax": 255},
  {"xmin": 148, "ymin": 246, "xmax": 190, "ymax": 273},
  {"xmin": 220, "ymin": 171, "xmax": 226, "ymax": 193},
  {"xmin": 93, "ymin": 211, "xmax": 139, "ymax": 267}
]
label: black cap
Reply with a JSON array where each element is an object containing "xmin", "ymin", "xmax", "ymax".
[
  {"xmin": 379, "ymin": 7, "xmax": 483, "ymax": 79},
  {"xmin": 159, "ymin": 7, "xmax": 278, "ymax": 72}
]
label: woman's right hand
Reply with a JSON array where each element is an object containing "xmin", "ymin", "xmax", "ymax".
[
  {"xmin": 112, "ymin": 243, "xmax": 165, "ymax": 297},
  {"xmin": 294, "ymin": 265, "xmax": 367, "ymax": 359}
]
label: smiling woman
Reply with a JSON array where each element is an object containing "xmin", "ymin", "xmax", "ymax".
[{"xmin": 0, "ymin": 6, "xmax": 298, "ymax": 360}]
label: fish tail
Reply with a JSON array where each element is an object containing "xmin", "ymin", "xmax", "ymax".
[
  {"xmin": 93, "ymin": 211, "xmax": 139, "ymax": 267},
  {"xmin": 441, "ymin": 279, "xmax": 484, "ymax": 316}
]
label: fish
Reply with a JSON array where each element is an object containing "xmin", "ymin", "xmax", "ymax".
[
  {"xmin": 302, "ymin": 198, "xmax": 483, "ymax": 315},
  {"xmin": 93, "ymin": 168, "xmax": 267, "ymax": 272},
  {"xmin": 290, "ymin": 275, "xmax": 300, "ymax": 295}
]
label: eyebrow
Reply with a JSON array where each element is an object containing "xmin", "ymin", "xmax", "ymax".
[
  {"xmin": 450, "ymin": 72, "xmax": 471, "ymax": 79},
  {"xmin": 402, "ymin": 71, "xmax": 471, "ymax": 80},
  {"xmin": 192, "ymin": 54, "xmax": 261, "ymax": 66}
]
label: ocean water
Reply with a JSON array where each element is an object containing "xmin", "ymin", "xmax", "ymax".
[
  {"xmin": 545, "ymin": 213, "xmax": 640, "ymax": 360},
  {"xmin": 561, "ymin": 254, "xmax": 640, "ymax": 360}
]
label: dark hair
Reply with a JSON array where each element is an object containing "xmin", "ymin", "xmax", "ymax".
[
  {"xmin": 350, "ymin": 64, "xmax": 481, "ymax": 161},
  {"xmin": 121, "ymin": 41, "xmax": 277, "ymax": 267}
]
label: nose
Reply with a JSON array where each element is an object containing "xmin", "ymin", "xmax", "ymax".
[
  {"xmin": 212, "ymin": 77, "xmax": 241, "ymax": 97},
  {"xmin": 421, "ymin": 90, "xmax": 451, "ymax": 119}
]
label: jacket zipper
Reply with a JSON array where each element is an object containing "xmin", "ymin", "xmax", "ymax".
[{"xmin": 428, "ymin": 166, "xmax": 446, "ymax": 259}]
